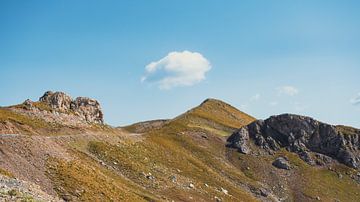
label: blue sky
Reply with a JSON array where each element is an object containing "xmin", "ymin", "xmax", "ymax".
[{"xmin": 1, "ymin": 1, "xmax": 360, "ymax": 127}]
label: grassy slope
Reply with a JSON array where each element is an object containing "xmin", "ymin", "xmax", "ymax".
[
  {"xmin": 171, "ymin": 98, "xmax": 256, "ymax": 136},
  {"xmin": 0, "ymin": 107, "xmax": 56, "ymax": 135},
  {"xmin": 123, "ymin": 119, "xmax": 169, "ymax": 133},
  {"xmin": 87, "ymin": 99, "xmax": 260, "ymax": 201}
]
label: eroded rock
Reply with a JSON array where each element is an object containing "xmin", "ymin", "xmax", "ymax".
[
  {"xmin": 39, "ymin": 91, "xmax": 104, "ymax": 124},
  {"xmin": 39, "ymin": 91, "xmax": 72, "ymax": 112},
  {"xmin": 71, "ymin": 97, "xmax": 103, "ymax": 124}
]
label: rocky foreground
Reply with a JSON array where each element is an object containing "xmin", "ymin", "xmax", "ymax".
[{"xmin": 0, "ymin": 92, "xmax": 360, "ymax": 201}]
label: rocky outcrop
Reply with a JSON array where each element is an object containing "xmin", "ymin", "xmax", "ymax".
[
  {"xmin": 71, "ymin": 97, "xmax": 103, "ymax": 124},
  {"xmin": 227, "ymin": 114, "xmax": 360, "ymax": 169},
  {"xmin": 39, "ymin": 91, "xmax": 104, "ymax": 124},
  {"xmin": 272, "ymin": 157, "xmax": 291, "ymax": 170},
  {"xmin": 39, "ymin": 91, "xmax": 72, "ymax": 112}
]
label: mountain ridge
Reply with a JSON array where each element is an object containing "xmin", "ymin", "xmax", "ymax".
[{"xmin": 0, "ymin": 91, "xmax": 359, "ymax": 201}]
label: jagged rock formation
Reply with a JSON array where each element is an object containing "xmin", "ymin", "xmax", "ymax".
[
  {"xmin": 71, "ymin": 97, "xmax": 103, "ymax": 124},
  {"xmin": 227, "ymin": 114, "xmax": 360, "ymax": 169},
  {"xmin": 39, "ymin": 91, "xmax": 72, "ymax": 112},
  {"xmin": 39, "ymin": 91, "xmax": 103, "ymax": 124}
]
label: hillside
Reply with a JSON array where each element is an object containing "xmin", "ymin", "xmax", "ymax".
[{"xmin": 0, "ymin": 91, "xmax": 359, "ymax": 202}]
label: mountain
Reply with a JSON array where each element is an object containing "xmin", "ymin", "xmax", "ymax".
[{"xmin": 0, "ymin": 91, "xmax": 359, "ymax": 201}]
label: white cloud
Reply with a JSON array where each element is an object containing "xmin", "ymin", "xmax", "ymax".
[
  {"xmin": 350, "ymin": 93, "xmax": 360, "ymax": 105},
  {"xmin": 277, "ymin": 86, "xmax": 299, "ymax": 96},
  {"xmin": 141, "ymin": 51, "xmax": 211, "ymax": 89},
  {"xmin": 269, "ymin": 101, "xmax": 278, "ymax": 107}
]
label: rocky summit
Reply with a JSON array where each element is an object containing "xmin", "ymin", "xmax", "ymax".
[
  {"xmin": 39, "ymin": 91, "xmax": 104, "ymax": 124},
  {"xmin": 227, "ymin": 114, "xmax": 360, "ymax": 169}
]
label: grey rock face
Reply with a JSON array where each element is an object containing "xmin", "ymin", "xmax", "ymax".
[
  {"xmin": 71, "ymin": 97, "xmax": 103, "ymax": 124},
  {"xmin": 227, "ymin": 114, "xmax": 360, "ymax": 169},
  {"xmin": 22, "ymin": 99, "xmax": 34, "ymax": 110},
  {"xmin": 227, "ymin": 127, "xmax": 251, "ymax": 154},
  {"xmin": 39, "ymin": 91, "xmax": 104, "ymax": 124},
  {"xmin": 39, "ymin": 91, "xmax": 72, "ymax": 112},
  {"xmin": 272, "ymin": 157, "xmax": 291, "ymax": 170}
]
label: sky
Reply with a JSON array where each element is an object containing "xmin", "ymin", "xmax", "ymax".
[{"xmin": 1, "ymin": 0, "xmax": 360, "ymax": 128}]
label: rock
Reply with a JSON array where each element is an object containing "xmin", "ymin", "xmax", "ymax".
[
  {"xmin": 220, "ymin": 187, "xmax": 228, "ymax": 195},
  {"xmin": 314, "ymin": 153, "xmax": 333, "ymax": 166},
  {"xmin": 62, "ymin": 194, "xmax": 72, "ymax": 201},
  {"xmin": 23, "ymin": 99, "xmax": 33, "ymax": 110},
  {"xmin": 146, "ymin": 175, "xmax": 155, "ymax": 180},
  {"xmin": 272, "ymin": 157, "xmax": 291, "ymax": 170},
  {"xmin": 226, "ymin": 127, "xmax": 251, "ymax": 154},
  {"xmin": 39, "ymin": 91, "xmax": 72, "ymax": 112},
  {"xmin": 259, "ymin": 188, "xmax": 270, "ymax": 197},
  {"xmin": 39, "ymin": 91, "xmax": 104, "ymax": 124},
  {"xmin": 215, "ymin": 196, "xmax": 222, "ymax": 202},
  {"xmin": 71, "ymin": 97, "xmax": 104, "ymax": 124},
  {"xmin": 316, "ymin": 196, "xmax": 321, "ymax": 200},
  {"xmin": 227, "ymin": 114, "xmax": 360, "ymax": 169},
  {"xmin": 189, "ymin": 183, "xmax": 195, "ymax": 188},
  {"xmin": 204, "ymin": 183, "xmax": 209, "ymax": 187},
  {"xmin": 170, "ymin": 175, "xmax": 177, "ymax": 183},
  {"xmin": 299, "ymin": 151, "xmax": 315, "ymax": 165},
  {"xmin": 146, "ymin": 173, "xmax": 155, "ymax": 180}
]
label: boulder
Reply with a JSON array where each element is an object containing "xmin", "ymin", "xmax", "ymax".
[{"xmin": 272, "ymin": 157, "xmax": 291, "ymax": 170}]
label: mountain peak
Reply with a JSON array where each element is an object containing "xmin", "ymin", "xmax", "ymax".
[
  {"xmin": 200, "ymin": 98, "xmax": 224, "ymax": 105},
  {"xmin": 172, "ymin": 98, "xmax": 255, "ymax": 136}
]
